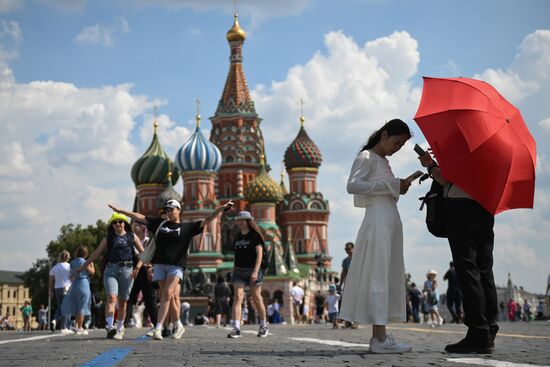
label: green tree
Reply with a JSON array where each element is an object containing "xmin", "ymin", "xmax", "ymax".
[{"xmin": 23, "ymin": 220, "xmax": 108, "ymax": 315}]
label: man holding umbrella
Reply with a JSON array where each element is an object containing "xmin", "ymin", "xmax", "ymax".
[{"xmin": 414, "ymin": 77, "xmax": 537, "ymax": 354}]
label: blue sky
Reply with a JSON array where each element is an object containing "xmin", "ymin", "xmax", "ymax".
[{"xmin": 1, "ymin": 0, "xmax": 549, "ymax": 293}]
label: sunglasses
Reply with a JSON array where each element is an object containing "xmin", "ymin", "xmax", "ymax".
[
  {"xmin": 112, "ymin": 220, "xmax": 125, "ymax": 225},
  {"xmin": 345, "ymin": 248, "xmax": 352, "ymax": 251}
]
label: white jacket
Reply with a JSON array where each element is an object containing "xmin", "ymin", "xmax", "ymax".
[{"xmin": 347, "ymin": 150, "xmax": 400, "ymax": 207}]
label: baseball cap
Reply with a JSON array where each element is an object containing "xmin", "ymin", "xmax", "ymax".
[
  {"xmin": 164, "ymin": 199, "xmax": 181, "ymax": 210},
  {"xmin": 235, "ymin": 211, "xmax": 254, "ymax": 220}
]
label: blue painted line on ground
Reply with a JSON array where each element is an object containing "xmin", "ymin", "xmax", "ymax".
[{"xmin": 80, "ymin": 347, "xmax": 133, "ymax": 367}]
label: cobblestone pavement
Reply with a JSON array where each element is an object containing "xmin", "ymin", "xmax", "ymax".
[{"xmin": 0, "ymin": 321, "xmax": 549, "ymax": 367}]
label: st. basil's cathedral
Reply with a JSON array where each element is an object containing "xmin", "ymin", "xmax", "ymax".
[{"xmin": 130, "ymin": 14, "xmax": 333, "ymax": 322}]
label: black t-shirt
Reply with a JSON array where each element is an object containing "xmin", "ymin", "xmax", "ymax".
[
  {"xmin": 146, "ymin": 216, "xmax": 203, "ymax": 267},
  {"xmin": 233, "ymin": 230, "xmax": 263, "ymax": 269},
  {"xmin": 444, "ymin": 268, "xmax": 460, "ymax": 291}
]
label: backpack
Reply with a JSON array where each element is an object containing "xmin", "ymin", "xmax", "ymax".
[{"xmin": 419, "ymin": 179, "xmax": 451, "ymax": 238}]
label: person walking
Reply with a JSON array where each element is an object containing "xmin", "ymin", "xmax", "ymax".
[
  {"xmin": 108, "ymin": 199, "xmax": 230, "ymax": 340},
  {"xmin": 420, "ymin": 151, "xmax": 500, "ymax": 353},
  {"xmin": 75, "ymin": 213, "xmax": 144, "ymax": 340},
  {"xmin": 214, "ymin": 275, "xmax": 231, "ymax": 328},
  {"xmin": 408, "ymin": 283, "xmax": 421, "ymax": 323},
  {"xmin": 290, "ymin": 282, "xmax": 304, "ymax": 324},
  {"xmin": 339, "ymin": 242, "xmax": 357, "ymax": 328},
  {"xmin": 340, "ymin": 119, "xmax": 413, "ymax": 354},
  {"xmin": 314, "ymin": 290, "xmax": 325, "ymax": 324},
  {"xmin": 428, "ymin": 280, "xmax": 443, "ymax": 327},
  {"xmin": 444, "ymin": 262, "xmax": 462, "ymax": 323},
  {"xmin": 20, "ymin": 301, "xmax": 32, "ymax": 332},
  {"xmin": 227, "ymin": 211, "xmax": 269, "ymax": 339},
  {"xmin": 49, "ymin": 250, "xmax": 72, "ymax": 334},
  {"xmin": 63, "ymin": 245, "xmax": 94, "ymax": 335},
  {"xmin": 125, "ymin": 221, "xmax": 158, "ymax": 336}
]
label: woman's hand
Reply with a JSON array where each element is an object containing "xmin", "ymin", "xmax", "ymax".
[
  {"xmin": 418, "ymin": 152, "xmax": 435, "ymax": 168},
  {"xmin": 399, "ymin": 179, "xmax": 411, "ymax": 195},
  {"xmin": 108, "ymin": 203, "xmax": 119, "ymax": 213},
  {"xmin": 250, "ymin": 270, "xmax": 258, "ymax": 283}
]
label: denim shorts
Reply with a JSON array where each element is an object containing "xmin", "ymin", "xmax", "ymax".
[
  {"xmin": 232, "ymin": 267, "xmax": 263, "ymax": 286},
  {"xmin": 153, "ymin": 264, "xmax": 184, "ymax": 281},
  {"xmin": 103, "ymin": 262, "xmax": 134, "ymax": 301}
]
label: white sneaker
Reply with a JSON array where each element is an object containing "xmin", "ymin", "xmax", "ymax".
[
  {"xmin": 76, "ymin": 329, "xmax": 88, "ymax": 336},
  {"xmin": 172, "ymin": 324, "xmax": 185, "ymax": 339},
  {"xmin": 369, "ymin": 334, "xmax": 412, "ymax": 354},
  {"xmin": 146, "ymin": 328, "xmax": 155, "ymax": 337},
  {"xmin": 60, "ymin": 328, "xmax": 73, "ymax": 335},
  {"xmin": 152, "ymin": 328, "xmax": 163, "ymax": 340},
  {"xmin": 113, "ymin": 328, "xmax": 125, "ymax": 340}
]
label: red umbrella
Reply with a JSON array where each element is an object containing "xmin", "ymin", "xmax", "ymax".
[{"xmin": 414, "ymin": 76, "xmax": 536, "ymax": 215}]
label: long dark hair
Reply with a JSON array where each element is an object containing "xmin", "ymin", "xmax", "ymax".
[
  {"xmin": 106, "ymin": 220, "xmax": 133, "ymax": 249},
  {"xmin": 361, "ymin": 119, "xmax": 411, "ymax": 151}
]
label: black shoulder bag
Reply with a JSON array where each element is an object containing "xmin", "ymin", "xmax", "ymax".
[{"xmin": 419, "ymin": 178, "xmax": 452, "ymax": 238}]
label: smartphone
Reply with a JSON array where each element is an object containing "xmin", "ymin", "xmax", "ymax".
[
  {"xmin": 405, "ymin": 170, "xmax": 424, "ymax": 183},
  {"xmin": 223, "ymin": 201, "xmax": 234, "ymax": 212},
  {"xmin": 414, "ymin": 144, "xmax": 427, "ymax": 156}
]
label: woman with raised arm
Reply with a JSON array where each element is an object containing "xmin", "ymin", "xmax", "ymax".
[
  {"xmin": 108, "ymin": 199, "xmax": 232, "ymax": 340},
  {"xmin": 75, "ymin": 213, "xmax": 144, "ymax": 340},
  {"xmin": 340, "ymin": 119, "xmax": 413, "ymax": 354}
]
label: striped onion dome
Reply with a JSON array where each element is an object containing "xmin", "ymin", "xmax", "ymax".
[
  {"xmin": 245, "ymin": 159, "xmax": 283, "ymax": 204},
  {"xmin": 175, "ymin": 114, "xmax": 222, "ymax": 172},
  {"xmin": 284, "ymin": 115, "xmax": 322, "ymax": 170},
  {"xmin": 131, "ymin": 122, "xmax": 179, "ymax": 186}
]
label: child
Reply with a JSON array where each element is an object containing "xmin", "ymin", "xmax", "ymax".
[
  {"xmin": 340, "ymin": 119, "xmax": 413, "ymax": 354},
  {"xmin": 38, "ymin": 304, "xmax": 48, "ymax": 330},
  {"xmin": 325, "ymin": 285, "xmax": 340, "ymax": 329}
]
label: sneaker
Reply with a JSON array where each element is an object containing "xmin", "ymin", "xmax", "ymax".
[
  {"xmin": 172, "ymin": 324, "xmax": 185, "ymax": 339},
  {"xmin": 113, "ymin": 328, "xmax": 125, "ymax": 340},
  {"xmin": 257, "ymin": 326, "xmax": 269, "ymax": 338},
  {"xmin": 227, "ymin": 328, "xmax": 241, "ymax": 338},
  {"xmin": 369, "ymin": 334, "xmax": 412, "ymax": 354},
  {"xmin": 445, "ymin": 338, "xmax": 494, "ymax": 354},
  {"xmin": 152, "ymin": 328, "xmax": 163, "ymax": 340},
  {"xmin": 106, "ymin": 327, "xmax": 117, "ymax": 339},
  {"xmin": 146, "ymin": 328, "xmax": 155, "ymax": 337},
  {"xmin": 76, "ymin": 329, "xmax": 88, "ymax": 336},
  {"xmin": 60, "ymin": 328, "xmax": 74, "ymax": 335},
  {"xmin": 50, "ymin": 320, "xmax": 56, "ymax": 332}
]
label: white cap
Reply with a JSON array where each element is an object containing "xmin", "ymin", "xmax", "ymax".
[
  {"xmin": 164, "ymin": 199, "xmax": 181, "ymax": 210},
  {"xmin": 235, "ymin": 211, "xmax": 254, "ymax": 220}
]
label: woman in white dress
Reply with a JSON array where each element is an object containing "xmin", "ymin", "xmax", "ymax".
[{"xmin": 340, "ymin": 119, "xmax": 413, "ymax": 354}]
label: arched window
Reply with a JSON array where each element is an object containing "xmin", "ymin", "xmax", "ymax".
[
  {"xmin": 225, "ymin": 183, "xmax": 232, "ymax": 197},
  {"xmin": 226, "ymin": 155, "xmax": 234, "ymax": 162},
  {"xmin": 274, "ymin": 290, "xmax": 285, "ymax": 307},
  {"xmin": 245, "ymin": 155, "xmax": 251, "ymax": 163}
]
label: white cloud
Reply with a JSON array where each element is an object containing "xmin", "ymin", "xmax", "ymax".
[
  {"xmin": 475, "ymin": 68, "xmax": 538, "ymax": 104},
  {"xmin": 0, "ymin": 141, "xmax": 32, "ymax": 176},
  {"xmin": 138, "ymin": 113, "xmax": 193, "ymax": 153},
  {"xmin": 76, "ymin": 17, "xmax": 130, "ymax": 47},
  {"xmin": 0, "ymin": 0, "xmax": 23, "ymax": 14}
]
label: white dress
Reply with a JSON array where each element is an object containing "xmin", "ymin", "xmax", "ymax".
[{"xmin": 339, "ymin": 150, "xmax": 406, "ymax": 325}]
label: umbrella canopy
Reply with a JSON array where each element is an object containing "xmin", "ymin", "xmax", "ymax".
[{"xmin": 414, "ymin": 76, "xmax": 536, "ymax": 215}]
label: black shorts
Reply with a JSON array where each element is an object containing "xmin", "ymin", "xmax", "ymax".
[{"xmin": 232, "ymin": 267, "xmax": 263, "ymax": 286}]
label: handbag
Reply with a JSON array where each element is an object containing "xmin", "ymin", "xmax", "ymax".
[
  {"xmin": 419, "ymin": 179, "xmax": 451, "ymax": 238},
  {"xmin": 138, "ymin": 220, "xmax": 167, "ymax": 265}
]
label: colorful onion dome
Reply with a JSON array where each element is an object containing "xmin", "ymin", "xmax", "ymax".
[
  {"xmin": 284, "ymin": 115, "xmax": 322, "ymax": 170},
  {"xmin": 226, "ymin": 13, "xmax": 246, "ymax": 43},
  {"xmin": 157, "ymin": 169, "xmax": 182, "ymax": 210},
  {"xmin": 131, "ymin": 116, "xmax": 179, "ymax": 186},
  {"xmin": 175, "ymin": 113, "xmax": 222, "ymax": 172},
  {"xmin": 245, "ymin": 157, "xmax": 283, "ymax": 204}
]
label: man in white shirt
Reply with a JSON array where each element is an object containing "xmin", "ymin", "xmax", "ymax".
[
  {"xmin": 290, "ymin": 282, "xmax": 304, "ymax": 324},
  {"xmin": 49, "ymin": 250, "xmax": 72, "ymax": 333}
]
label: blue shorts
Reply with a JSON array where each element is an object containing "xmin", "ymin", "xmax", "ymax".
[
  {"xmin": 328, "ymin": 312, "xmax": 338, "ymax": 322},
  {"xmin": 232, "ymin": 267, "xmax": 263, "ymax": 286},
  {"xmin": 103, "ymin": 262, "xmax": 134, "ymax": 301},
  {"xmin": 153, "ymin": 264, "xmax": 184, "ymax": 281}
]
